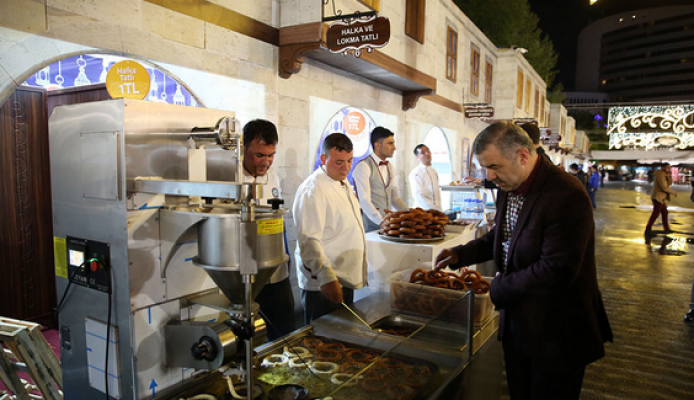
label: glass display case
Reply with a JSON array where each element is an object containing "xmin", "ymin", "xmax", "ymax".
[{"xmin": 441, "ymin": 185, "xmax": 496, "ymax": 221}]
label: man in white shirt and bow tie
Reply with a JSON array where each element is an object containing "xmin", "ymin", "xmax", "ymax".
[
  {"xmin": 409, "ymin": 144, "xmax": 442, "ymax": 211},
  {"xmin": 352, "ymin": 126, "xmax": 409, "ymax": 231}
]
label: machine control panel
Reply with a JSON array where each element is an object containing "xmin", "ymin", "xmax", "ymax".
[{"xmin": 66, "ymin": 237, "xmax": 111, "ymax": 293}]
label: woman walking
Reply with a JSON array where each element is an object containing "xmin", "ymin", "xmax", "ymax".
[{"xmin": 644, "ymin": 163, "xmax": 677, "ymax": 236}]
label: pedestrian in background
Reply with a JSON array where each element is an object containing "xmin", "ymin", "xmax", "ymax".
[
  {"xmin": 570, "ymin": 163, "xmax": 588, "ymax": 191},
  {"xmin": 599, "ymin": 166, "xmax": 606, "ymax": 188},
  {"xmin": 644, "ymin": 163, "xmax": 677, "ymax": 236},
  {"xmin": 520, "ymin": 122, "xmax": 550, "ymax": 161},
  {"xmin": 587, "ymin": 165, "xmax": 600, "ymax": 209},
  {"xmin": 685, "ymin": 180, "xmax": 694, "ymax": 322}
]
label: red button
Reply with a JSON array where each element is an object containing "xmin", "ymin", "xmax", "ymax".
[{"xmin": 90, "ymin": 260, "xmax": 100, "ymax": 272}]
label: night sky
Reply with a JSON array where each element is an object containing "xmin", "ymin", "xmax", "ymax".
[{"xmin": 527, "ymin": 0, "xmax": 692, "ymax": 91}]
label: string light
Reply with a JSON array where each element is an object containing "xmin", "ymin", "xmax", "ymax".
[{"xmin": 608, "ymin": 105, "xmax": 694, "ymax": 149}]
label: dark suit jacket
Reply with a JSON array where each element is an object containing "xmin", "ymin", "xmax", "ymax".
[{"xmin": 452, "ymin": 155, "xmax": 612, "ymax": 366}]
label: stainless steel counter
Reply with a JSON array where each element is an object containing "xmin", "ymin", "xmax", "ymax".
[{"xmin": 295, "ymin": 292, "xmax": 501, "ymax": 399}]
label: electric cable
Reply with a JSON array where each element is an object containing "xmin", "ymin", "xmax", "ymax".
[
  {"xmin": 103, "ymin": 259, "xmax": 112, "ymax": 400},
  {"xmin": 54, "ymin": 261, "xmax": 84, "ymax": 324}
]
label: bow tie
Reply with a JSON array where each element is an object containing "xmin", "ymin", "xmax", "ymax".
[{"xmin": 379, "ymin": 161, "xmax": 389, "ymax": 166}]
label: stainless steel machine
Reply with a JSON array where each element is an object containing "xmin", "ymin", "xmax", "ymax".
[{"xmin": 50, "ymin": 99, "xmax": 286, "ymax": 399}]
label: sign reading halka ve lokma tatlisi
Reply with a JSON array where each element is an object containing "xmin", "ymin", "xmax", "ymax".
[{"xmin": 326, "ymin": 16, "xmax": 390, "ymax": 57}]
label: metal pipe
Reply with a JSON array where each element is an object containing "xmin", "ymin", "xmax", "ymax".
[{"xmin": 244, "ymin": 274, "xmax": 255, "ymax": 400}]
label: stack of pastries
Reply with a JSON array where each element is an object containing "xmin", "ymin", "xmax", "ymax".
[{"xmin": 378, "ymin": 208, "xmax": 449, "ymax": 239}]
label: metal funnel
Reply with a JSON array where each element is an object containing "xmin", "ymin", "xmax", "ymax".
[{"xmin": 203, "ymin": 266, "xmax": 278, "ymax": 306}]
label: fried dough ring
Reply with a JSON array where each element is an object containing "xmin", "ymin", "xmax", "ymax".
[
  {"xmin": 345, "ymin": 349, "xmax": 377, "ymax": 362},
  {"xmin": 341, "ymin": 361, "xmax": 367, "ymax": 374},
  {"xmin": 260, "ymin": 354, "xmax": 289, "ymax": 367},
  {"xmin": 410, "ymin": 269, "xmax": 427, "ymax": 281},
  {"xmin": 330, "ymin": 373, "xmax": 360, "ymax": 386},
  {"xmin": 386, "ymin": 384, "xmax": 415, "ymax": 400},
  {"xmin": 312, "ymin": 361, "xmax": 339, "ymax": 375},
  {"xmin": 320, "ymin": 342, "xmax": 346, "ymax": 352},
  {"xmin": 315, "ymin": 349, "xmax": 341, "ymax": 362},
  {"xmin": 302, "ymin": 337, "xmax": 323, "ymax": 349},
  {"xmin": 361, "ymin": 377, "xmax": 386, "ymax": 392}
]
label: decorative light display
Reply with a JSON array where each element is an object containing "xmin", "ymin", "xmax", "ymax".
[{"xmin": 608, "ymin": 105, "xmax": 694, "ymax": 149}]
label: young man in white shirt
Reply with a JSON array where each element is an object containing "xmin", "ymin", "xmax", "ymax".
[
  {"xmin": 408, "ymin": 144, "xmax": 442, "ymax": 211},
  {"xmin": 293, "ymin": 133, "xmax": 367, "ymax": 323},
  {"xmin": 241, "ymin": 119, "xmax": 295, "ymax": 340},
  {"xmin": 352, "ymin": 126, "xmax": 409, "ymax": 232}
]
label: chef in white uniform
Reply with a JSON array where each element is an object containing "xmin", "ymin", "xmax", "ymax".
[
  {"xmin": 293, "ymin": 133, "xmax": 367, "ymax": 323},
  {"xmin": 408, "ymin": 144, "xmax": 442, "ymax": 211},
  {"xmin": 241, "ymin": 119, "xmax": 294, "ymax": 340}
]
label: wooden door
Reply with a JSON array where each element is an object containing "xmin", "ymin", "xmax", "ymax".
[
  {"xmin": 0, "ymin": 87, "xmax": 55, "ymax": 327},
  {"xmin": 0, "ymin": 84, "xmax": 111, "ymax": 327}
]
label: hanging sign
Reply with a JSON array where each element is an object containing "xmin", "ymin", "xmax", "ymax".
[
  {"xmin": 326, "ymin": 16, "xmax": 390, "ymax": 57},
  {"xmin": 464, "ymin": 106, "xmax": 494, "ymax": 119},
  {"xmin": 106, "ymin": 60, "xmax": 150, "ymax": 100},
  {"xmin": 540, "ymin": 128, "xmax": 561, "ymax": 146},
  {"xmin": 513, "ymin": 118, "xmax": 537, "ymax": 125}
]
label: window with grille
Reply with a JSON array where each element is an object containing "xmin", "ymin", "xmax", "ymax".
[
  {"xmin": 470, "ymin": 47, "xmax": 480, "ymax": 96},
  {"xmin": 534, "ymin": 88, "xmax": 539, "ymax": 119},
  {"xmin": 446, "ymin": 27, "xmax": 458, "ymax": 82},
  {"xmin": 485, "ymin": 61, "xmax": 493, "ymax": 104},
  {"xmin": 525, "ymin": 80, "xmax": 531, "ymax": 113},
  {"xmin": 517, "ymin": 70, "xmax": 524, "ymax": 108}
]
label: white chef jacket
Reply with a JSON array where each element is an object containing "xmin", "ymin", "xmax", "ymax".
[
  {"xmin": 243, "ymin": 167, "xmax": 289, "ymax": 283},
  {"xmin": 409, "ymin": 163, "xmax": 442, "ymax": 211},
  {"xmin": 293, "ymin": 166, "xmax": 367, "ymax": 291},
  {"xmin": 352, "ymin": 153, "xmax": 409, "ymax": 225}
]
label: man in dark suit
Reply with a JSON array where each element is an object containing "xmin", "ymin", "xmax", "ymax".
[{"xmin": 435, "ymin": 122, "xmax": 612, "ymax": 400}]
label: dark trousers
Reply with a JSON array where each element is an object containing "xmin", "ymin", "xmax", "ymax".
[
  {"xmin": 503, "ymin": 333, "xmax": 586, "ymax": 400},
  {"xmin": 255, "ymin": 278, "xmax": 295, "ymax": 341},
  {"xmin": 301, "ymin": 287, "xmax": 354, "ymax": 325},
  {"xmin": 589, "ymin": 189, "xmax": 597, "ymax": 208},
  {"xmin": 645, "ymin": 199, "xmax": 669, "ymax": 231}
]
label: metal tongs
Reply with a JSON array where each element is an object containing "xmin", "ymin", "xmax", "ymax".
[{"xmin": 341, "ymin": 302, "xmax": 379, "ymax": 332}]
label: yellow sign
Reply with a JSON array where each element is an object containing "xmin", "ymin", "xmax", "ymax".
[
  {"xmin": 54, "ymin": 237, "xmax": 67, "ymax": 279},
  {"xmin": 106, "ymin": 60, "xmax": 150, "ymax": 100},
  {"xmin": 257, "ymin": 219, "xmax": 283, "ymax": 235}
]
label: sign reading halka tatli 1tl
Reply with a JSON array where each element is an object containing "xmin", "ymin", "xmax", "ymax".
[{"xmin": 326, "ymin": 16, "xmax": 390, "ymax": 57}]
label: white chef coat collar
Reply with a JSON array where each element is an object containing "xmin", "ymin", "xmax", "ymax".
[
  {"xmin": 242, "ymin": 165, "xmax": 269, "ymax": 184},
  {"xmin": 319, "ymin": 165, "xmax": 348, "ymax": 186}
]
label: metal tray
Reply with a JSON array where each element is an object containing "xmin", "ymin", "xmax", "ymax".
[
  {"xmin": 370, "ymin": 314, "xmax": 468, "ymax": 344},
  {"xmin": 379, "ymin": 233, "xmax": 447, "ymax": 243},
  {"xmin": 255, "ymin": 333, "xmax": 443, "ymax": 400}
]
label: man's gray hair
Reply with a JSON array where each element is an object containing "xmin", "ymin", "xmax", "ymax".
[{"xmin": 473, "ymin": 121, "xmax": 536, "ymax": 159}]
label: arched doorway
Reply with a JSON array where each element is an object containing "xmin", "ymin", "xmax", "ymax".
[{"xmin": 423, "ymin": 127, "xmax": 452, "ymax": 208}]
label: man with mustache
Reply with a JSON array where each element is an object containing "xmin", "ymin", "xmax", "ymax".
[{"xmin": 434, "ymin": 122, "xmax": 612, "ymax": 400}]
